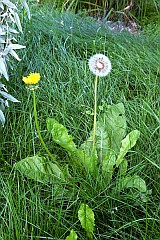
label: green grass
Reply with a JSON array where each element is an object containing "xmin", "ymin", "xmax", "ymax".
[
  {"xmin": 0, "ymin": 6, "xmax": 160, "ymax": 240},
  {"xmin": 36, "ymin": 0, "xmax": 160, "ymax": 24}
]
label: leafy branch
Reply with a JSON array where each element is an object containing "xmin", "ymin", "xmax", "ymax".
[{"xmin": 0, "ymin": 0, "xmax": 30, "ymax": 126}]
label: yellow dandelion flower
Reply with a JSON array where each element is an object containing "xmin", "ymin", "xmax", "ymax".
[{"xmin": 22, "ymin": 73, "xmax": 40, "ymax": 85}]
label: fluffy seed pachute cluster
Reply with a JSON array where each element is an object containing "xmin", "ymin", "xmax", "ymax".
[{"xmin": 88, "ymin": 54, "xmax": 112, "ymax": 77}]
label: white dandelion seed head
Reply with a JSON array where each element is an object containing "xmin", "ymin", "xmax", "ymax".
[{"xmin": 88, "ymin": 54, "xmax": 112, "ymax": 77}]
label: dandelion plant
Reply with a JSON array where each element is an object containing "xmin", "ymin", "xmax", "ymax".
[{"xmin": 88, "ymin": 54, "xmax": 111, "ymax": 149}]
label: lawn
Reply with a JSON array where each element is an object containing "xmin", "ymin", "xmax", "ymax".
[{"xmin": 0, "ymin": 2, "xmax": 160, "ymax": 240}]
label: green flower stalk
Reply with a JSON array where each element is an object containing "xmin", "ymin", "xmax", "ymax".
[
  {"xmin": 22, "ymin": 73, "xmax": 62, "ymax": 169},
  {"xmin": 88, "ymin": 54, "xmax": 112, "ymax": 149},
  {"xmin": 93, "ymin": 74, "xmax": 98, "ymax": 148},
  {"xmin": 32, "ymin": 90, "xmax": 55, "ymax": 161}
]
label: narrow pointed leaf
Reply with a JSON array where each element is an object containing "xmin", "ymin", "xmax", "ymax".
[
  {"xmin": 8, "ymin": 27, "xmax": 19, "ymax": 34},
  {"xmin": 116, "ymin": 130, "xmax": 140, "ymax": 167},
  {"xmin": 21, "ymin": 0, "xmax": 31, "ymax": 20},
  {"xmin": 8, "ymin": 44, "xmax": 26, "ymax": 50},
  {"xmin": 2, "ymin": 0, "xmax": 16, "ymax": 9},
  {"xmin": 0, "ymin": 82, "xmax": 8, "ymax": 92},
  {"xmin": 0, "ymin": 90, "xmax": 20, "ymax": 102},
  {"xmin": 0, "ymin": 57, "xmax": 9, "ymax": 80},
  {"xmin": 0, "ymin": 109, "xmax": 5, "ymax": 126},
  {"xmin": 9, "ymin": 49, "xmax": 21, "ymax": 61},
  {"xmin": 0, "ymin": 37, "xmax": 5, "ymax": 43},
  {"xmin": 13, "ymin": 11, "xmax": 22, "ymax": 32},
  {"xmin": 0, "ymin": 2, "xmax": 4, "ymax": 9}
]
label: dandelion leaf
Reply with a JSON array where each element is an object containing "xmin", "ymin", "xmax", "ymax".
[
  {"xmin": 116, "ymin": 130, "xmax": 140, "ymax": 167},
  {"xmin": 101, "ymin": 150, "xmax": 116, "ymax": 184},
  {"xmin": 79, "ymin": 134, "xmax": 98, "ymax": 174},
  {"xmin": 78, "ymin": 204, "xmax": 95, "ymax": 237},
  {"xmin": 119, "ymin": 175, "xmax": 147, "ymax": 193},
  {"xmin": 118, "ymin": 158, "xmax": 128, "ymax": 176},
  {"xmin": 47, "ymin": 118, "xmax": 77, "ymax": 152},
  {"xmin": 14, "ymin": 155, "xmax": 65, "ymax": 183},
  {"xmin": 65, "ymin": 229, "xmax": 77, "ymax": 240},
  {"xmin": 96, "ymin": 103, "xmax": 126, "ymax": 182},
  {"xmin": 47, "ymin": 118, "xmax": 97, "ymax": 173},
  {"xmin": 75, "ymin": 147, "xmax": 98, "ymax": 174}
]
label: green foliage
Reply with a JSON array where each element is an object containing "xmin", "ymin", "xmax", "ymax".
[
  {"xmin": 0, "ymin": 86, "xmax": 20, "ymax": 126},
  {"xmin": 15, "ymin": 102, "xmax": 147, "ymax": 200},
  {"xmin": 65, "ymin": 229, "xmax": 78, "ymax": 240},
  {"xmin": 1, "ymin": 6, "xmax": 159, "ymax": 239},
  {"xmin": 37, "ymin": 0, "xmax": 160, "ymax": 23},
  {"xmin": 0, "ymin": 0, "xmax": 30, "ymax": 125},
  {"xmin": 78, "ymin": 203, "xmax": 95, "ymax": 238},
  {"xmin": 46, "ymin": 103, "xmax": 130, "ymax": 183},
  {"xmin": 47, "ymin": 118, "xmax": 77, "ymax": 152},
  {"xmin": 119, "ymin": 174, "xmax": 147, "ymax": 193},
  {"xmin": 116, "ymin": 130, "xmax": 140, "ymax": 167},
  {"xmin": 47, "ymin": 118, "xmax": 98, "ymax": 174},
  {"xmin": 95, "ymin": 103, "xmax": 126, "ymax": 182},
  {"xmin": 14, "ymin": 155, "xmax": 65, "ymax": 183},
  {"xmin": 79, "ymin": 137, "xmax": 98, "ymax": 174}
]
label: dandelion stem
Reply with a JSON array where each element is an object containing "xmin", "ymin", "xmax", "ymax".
[
  {"xmin": 32, "ymin": 91, "xmax": 61, "ymax": 168},
  {"xmin": 92, "ymin": 74, "xmax": 98, "ymax": 149}
]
